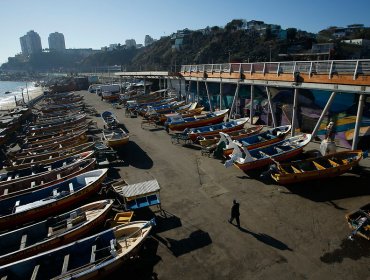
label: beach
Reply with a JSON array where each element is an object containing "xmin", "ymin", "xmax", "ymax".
[
  {"xmin": 77, "ymin": 90, "xmax": 370, "ymax": 280},
  {"xmin": 0, "ymin": 81, "xmax": 44, "ymax": 110}
]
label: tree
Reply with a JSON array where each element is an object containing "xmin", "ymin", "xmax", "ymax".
[
  {"xmin": 225, "ymin": 19, "xmax": 246, "ymax": 32},
  {"xmin": 287, "ymin": 28, "xmax": 297, "ymax": 42}
]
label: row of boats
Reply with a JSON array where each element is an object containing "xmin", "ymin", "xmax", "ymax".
[
  {"xmin": 120, "ymin": 90, "xmax": 369, "ymax": 241},
  {"xmin": 0, "ymin": 91, "xmax": 153, "ymax": 278}
]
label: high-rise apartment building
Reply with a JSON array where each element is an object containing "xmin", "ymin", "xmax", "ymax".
[
  {"xmin": 19, "ymin": 30, "xmax": 42, "ymax": 56},
  {"xmin": 125, "ymin": 39, "xmax": 137, "ymax": 48},
  {"xmin": 48, "ymin": 32, "xmax": 66, "ymax": 51}
]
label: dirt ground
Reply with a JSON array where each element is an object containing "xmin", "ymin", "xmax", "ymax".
[{"xmin": 82, "ymin": 90, "xmax": 370, "ymax": 280}]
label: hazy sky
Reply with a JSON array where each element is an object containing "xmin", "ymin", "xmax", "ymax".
[{"xmin": 1, "ymin": 0, "xmax": 370, "ymax": 65}]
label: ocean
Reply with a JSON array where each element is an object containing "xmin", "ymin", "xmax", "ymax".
[{"xmin": 0, "ymin": 81, "xmax": 40, "ymax": 109}]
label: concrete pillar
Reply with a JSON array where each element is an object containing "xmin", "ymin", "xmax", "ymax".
[
  {"xmin": 219, "ymin": 79, "xmax": 223, "ymax": 110},
  {"xmin": 196, "ymin": 79, "xmax": 200, "ymax": 102},
  {"xmin": 311, "ymin": 92, "xmax": 337, "ymax": 138},
  {"xmin": 179, "ymin": 78, "xmax": 182, "ymax": 100},
  {"xmin": 266, "ymin": 87, "xmax": 276, "ymax": 127},
  {"xmin": 204, "ymin": 81, "xmax": 213, "ymax": 112},
  {"xmin": 143, "ymin": 78, "xmax": 146, "ymax": 94},
  {"xmin": 250, "ymin": 85, "xmax": 254, "ymax": 124},
  {"xmin": 229, "ymin": 82, "xmax": 240, "ymax": 119},
  {"xmin": 188, "ymin": 80, "xmax": 192, "ymax": 103},
  {"xmin": 291, "ymin": 88, "xmax": 299, "ymax": 136},
  {"xmin": 352, "ymin": 93, "xmax": 365, "ymax": 150}
]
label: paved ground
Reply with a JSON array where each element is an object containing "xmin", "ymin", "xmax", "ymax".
[{"xmin": 82, "ymin": 90, "xmax": 369, "ymax": 280}]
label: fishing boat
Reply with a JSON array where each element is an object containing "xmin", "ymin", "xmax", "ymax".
[
  {"xmin": 165, "ymin": 109, "xmax": 229, "ymax": 131},
  {"xmin": 5, "ymin": 142, "xmax": 94, "ymax": 171},
  {"xmin": 158, "ymin": 106, "xmax": 204, "ymax": 124},
  {"xmin": 102, "ymin": 91, "xmax": 120, "ymax": 101},
  {"xmin": 14, "ymin": 130, "xmax": 88, "ymax": 157},
  {"xmin": 101, "ymin": 111, "xmax": 119, "ymax": 129},
  {"xmin": 39, "ymin": 102, "xmax": 85, "ymax": 113},
  {"xmin": 0, "ymin": 200, "xmax": 113, "ymax": 266},
  {"xmin": 220, "ymin": 125, "xmax": 291, "ymax": 157},
  {"xmin": 32, "ymin": 113, "xmax": 86, "ymax": 126},
  {"xmin": 103, "ymin": 128, "xmax": 129, "ymax": 148},
  {"xmin": 270, "ymin": 150, "xmax": 363, "ymax": 184},
  {"xmin": 345, "ymin": 203, "xmax": 370, "ymax": 241},
  {"xmin": 24, "ymin": 128, "xmax": 88, "ymax": 147},
  {"xmin": 198, "ymin": 125, "xmax": 264, "ymax": 147},
  {"xmin": 0, "ymin": 151, "xmax": 94, "ymax": 187},
  {"xmin": 27, "ymin": 114, "xmax": 87, "ymax": 134},
  {"xmin": 144, "ymin": 100, "xmax": 186, "ymax": 117},
  {"xmin": 25, "ymin": 122, "xmax": 90, "ymax": 141},
  {"xmin": 0, "ymin": 169, "xmax": 108, "ymax": 231},
  {"xmin": 224, "ymin": 134, "xmax": 311, "ymax": 171},
  {"xmin": 0, "ymin": 158, "xmax": 96, "ymax": 200},
  {"xmin": 187, "ymin": 118, "xmax": 249, "ymax": 142},
  {"xmin": 0, "ymin": 220, "xmax": 154, "ymax": 279}
]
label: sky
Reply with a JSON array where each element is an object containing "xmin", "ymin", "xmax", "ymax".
[{"xmin": 1, "ymin": 0, "xmax": 370, "ymax": 65}]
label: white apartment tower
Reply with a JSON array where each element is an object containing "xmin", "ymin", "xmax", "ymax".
[
  {"xmin": 19, "ymin": 30, "xmax": 42, "ymax": 56},
  {"xmin": 48, "ymin": 32, "xmax": 66, "ymax": 52}
]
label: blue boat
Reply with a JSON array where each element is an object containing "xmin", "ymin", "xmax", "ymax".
[
  {"xmin": 101, "ymin": 111, "xmax": 118, "ymax": 129},
  {"xmin": 0, "ymin": 221, "xmax": 154, "ymax": 279},
  {"xmin": 0, "ymin": 169, "xmax": 107, "ymax": 231}
]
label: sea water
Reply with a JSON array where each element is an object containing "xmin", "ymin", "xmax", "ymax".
[{"xmin": 0, "ymin": 81, "xmax": 39, "ymax": 109}]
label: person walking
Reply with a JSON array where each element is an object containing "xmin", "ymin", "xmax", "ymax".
[{"xmin": 229, "ymin": 200, "xmax": 240, "ymax": 228}]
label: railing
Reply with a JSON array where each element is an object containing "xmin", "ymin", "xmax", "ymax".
[{"xmin": 181, "ymin": 59, "xmax": 370, "ymax": 79}]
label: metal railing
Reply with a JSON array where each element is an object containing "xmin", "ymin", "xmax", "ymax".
[{"xmin": 181, "ymin": 59, "xmax": 370, "ymax": 80}]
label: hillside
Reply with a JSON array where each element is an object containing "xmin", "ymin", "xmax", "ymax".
[{"xmin": 1, "ymin": 19, "xmax": 369, "ymax": 73}]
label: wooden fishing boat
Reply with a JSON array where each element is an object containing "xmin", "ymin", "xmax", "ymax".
[
  {"xmin": 102, "ymin": 92, "xmax": 120, "ymax": 101},
  {"xmin": 23, "ymin": 129, "xmax": 88, "ymax": 149},
  {"xmin": 0, "ymin": 220, "xmax": 154, "ymax": 279},
  {"xmin": 187, "ymin": 118, "xmax": 249, "ymax": 142},
  {"xmin": 221, "ymin": 125, "xmax": 291, "ymax": 157},
  {"xmin": 224, "ymin": 134, "xmax": 311, "ymax": 171},
  {"xmin": 144, "ymin": 100, "xmax": 186, "ymax": 117},
  {"xmin": 158, "ymin": 107, "xmax": 204, "ymax": 124},
  {"xmin": 0, "ymin": 199, "xmax": 113, "ymax": 266},
  {"xmin": 14, "ymin": 131, "xmax": 88, "ymax": 158},
  {"xmin": 0, "ymin": 151, "xmax": 94, "ymax": 187},
  {"xmin": 345, "ymin": 203, "xmax": 370, "ymax": 241},
  {"xmin": 198, "ymin": 125, "xmax": 264, "ymax": 147},
  {"xmin": 137, "ymin": 99, "xmax": 179, "ymax": 116},
  {"xmin": 5, "ymin": 142, "xmax": 94, "ymax": 171},
  {"xmin": 0, "ymin": 169, "xmax": 108, "ymax": 231},
  {"xmin": 44, "ymin": 96, "xmax": 84, "ymax": 105},
  {"xmin": 165, "ymin": 109, "xmax": 229, "ymax": 131},
  {"xmin": 33, "ymin": 113, "xmax": 86, "ymax": 126},
  {"xmin": 101, "ymin": 111, "xmax": 119, "ymax": 129},
  {"xmin": 103, "ymin": 128, "xmax": 129, "ymax": 148},
  {"xmin": 27, "ymin": 114, "xmax": 87, "ymax": 134},
  {"xmin": 39, "ymin": 102, "xmax": 84, "ymax": 113},
  {"xmin": 25, "ymin": 122, "xmax": 90, "ymax": 141},
  {"xmin": 270, "ymin": 150, "xmax": 363, "ymax": 184},
  {"xmin": 0, "ymin": 158, "xmax": 96, "ymax": 200}
]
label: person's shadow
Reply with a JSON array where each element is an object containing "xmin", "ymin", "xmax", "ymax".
[{"xmin": 233, "ymin": 224, "xmax": 293, "ymax": 251}]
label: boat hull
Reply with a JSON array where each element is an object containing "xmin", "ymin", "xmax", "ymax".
[
  {"xmin": 0, "ymin": 170, "xmax": 107, "ymax": 231},
  {"xmin": 271, "ymin": 151, "xmax": 362, "ymax": 184},
  {"xmin": 0, "ymin": 200, "xmax": 113, "ymax": 266},
  {"xmin": 235, "ymin": 147, "xmax": 304, "ymax": 171},
  {"xmin": 167, "ymin": 112, "xmax": 228, "ymax": 131}
]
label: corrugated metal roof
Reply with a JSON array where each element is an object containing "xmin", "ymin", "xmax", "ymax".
[{"xmin": 121, "ymin": 179, "xmax": 160, "ymax": 197}]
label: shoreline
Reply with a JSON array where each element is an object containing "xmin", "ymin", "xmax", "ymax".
[{"xmin": 0, "ymin": 87, "xmax": 44, "ymax": 110}]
